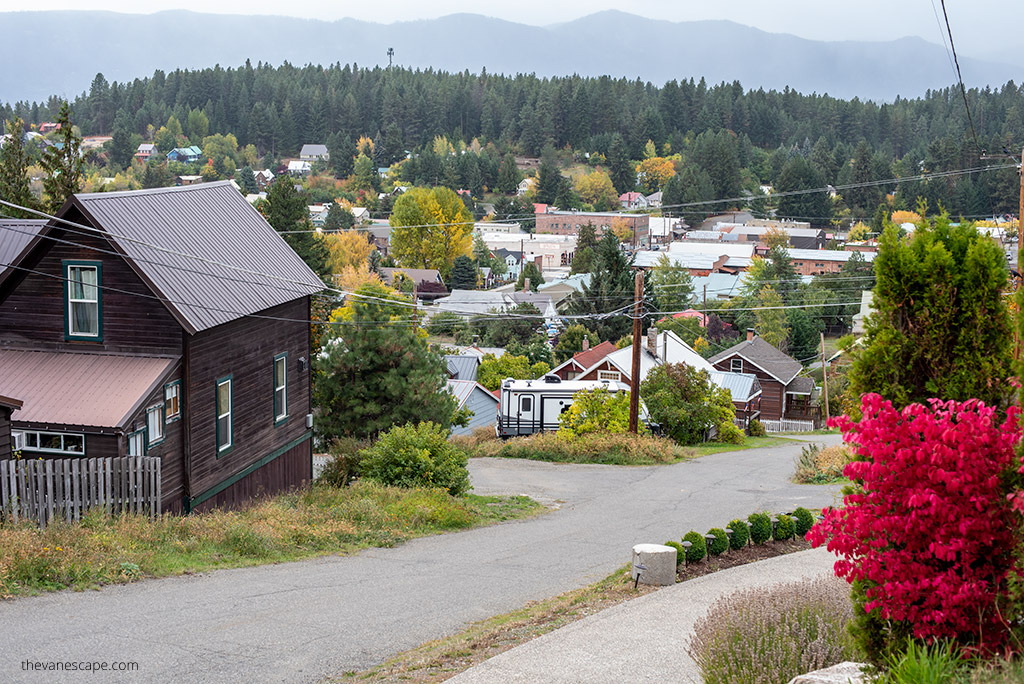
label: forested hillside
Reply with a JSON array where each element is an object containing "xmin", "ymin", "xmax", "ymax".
[{"xmin": 4, "ymin": 62, "xmax": 1023, "ymax": 220}]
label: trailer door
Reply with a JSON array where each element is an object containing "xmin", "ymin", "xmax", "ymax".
[{"xmin": 517, "ymin": 393, "xmax": 537, "ymax": 434}]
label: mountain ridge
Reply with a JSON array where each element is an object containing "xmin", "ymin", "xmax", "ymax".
[{"xmin": 0, "ymin": 10, "xmax": 1016, "ymax": 104}]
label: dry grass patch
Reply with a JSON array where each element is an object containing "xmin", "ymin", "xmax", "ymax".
[
  {"xmin": 465, "ymin": 431, "xmax": 695, "ymax": 465},
  {"xmin": 793, "ymin": 443, "xmax": 852, "ymax": 484},
  {"xmin": 0, "ymin": 482, "xmax": 543, "ymax": 598}
]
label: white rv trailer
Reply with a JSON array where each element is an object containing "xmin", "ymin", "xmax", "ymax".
[{"xmin": 496, "ymin": 375, "xmax": 633, "ymax": 437}]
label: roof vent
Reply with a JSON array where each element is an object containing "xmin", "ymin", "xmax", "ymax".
[{"xmin": 544, "ymin": 374, "xmax": 561, "ymax": 383}]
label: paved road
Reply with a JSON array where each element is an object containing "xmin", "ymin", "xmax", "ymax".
[{"xmin": 0, "ymin": 435, "xmax": 844, "ymax": 684}]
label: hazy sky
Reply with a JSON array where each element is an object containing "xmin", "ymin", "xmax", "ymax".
[{"xmin": 1, "ymin": 1, "xmax": 1016, "ymax": 63}]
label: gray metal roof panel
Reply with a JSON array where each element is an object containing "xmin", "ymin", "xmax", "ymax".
[
  {"xmin": 71, "ymin": 182, "xmax": 325, "ymax": 333},
  {"xmin": 0, "ymin": 219, "xmax": 47, "ymax": 278}
]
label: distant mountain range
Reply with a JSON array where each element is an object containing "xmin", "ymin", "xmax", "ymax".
[{"xmin": 1, "ymin": 9, "xmax": 1017, "ymax": 104}]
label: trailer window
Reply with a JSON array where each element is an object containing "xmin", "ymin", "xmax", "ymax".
[{"xmin": 520, "ymin": 396, "xmax": 533, "ymax": 413}]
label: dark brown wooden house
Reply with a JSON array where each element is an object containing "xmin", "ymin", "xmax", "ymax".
[
  {"xmin": 0, "ymin": 182, "xmax": 325, "ymax": 513},
  {"xmin": 708, "ymin": 332, "xmax": 817, "ymax": 424}
]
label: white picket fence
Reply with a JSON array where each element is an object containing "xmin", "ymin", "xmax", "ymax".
[
  {"xmin": 0, "ymin": 456, "xmax": 161, "ymax": 527},
  {"xmin": 760, "ymin": 418, "xmax": 817, "ymax": 433}
]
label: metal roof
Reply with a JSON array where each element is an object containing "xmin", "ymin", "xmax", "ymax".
[
  {"xmin": 445, "ymin": 354, "xmax": 479, "ymax": 382},
  {"xmin": 446, "ymin": 379, "xmax": 498, "ymax": 409},
  {"xmin": 709, "ymin": 337, "xmax": 803, "ymax": 384},
  {"xmin": 0, "ymin": 350, "xmax": 177, "ymax": 429},
  {"xmin": 58, "ymin": 182, "xmax": 325, "ymax": 334},
  {"xmin": 0, "ymin": 219, "xmax": 47, "ymax": 279},
  {"xmin": 709, "ymin": 371, "xmax": 762, "ymax": 403}
]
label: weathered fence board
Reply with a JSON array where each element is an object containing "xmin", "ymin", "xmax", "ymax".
[{"xmin": 0, "ymin": 457, "xmax": 161, "ymax": 527}]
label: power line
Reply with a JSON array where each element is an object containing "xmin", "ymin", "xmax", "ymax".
[{"xmin": 939, "ymin": 0, "xmax": 982, "ymax": 153}]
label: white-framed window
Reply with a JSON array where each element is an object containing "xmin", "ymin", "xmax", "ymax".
[
  {"xmin": 128, "ymin": 429, "xmax": 145, "ymax": 457},
  {"xmin": 273, "ymin": 353, "xmax": 288, "ymax": 425},
  {"xmin": 216, "ymin": 376, "xmax": 233, "ymax": 454},
  {"xmin": 146, "ymin": 404, "xmax": 164, "ymax": 445},
  {"xmin": 16, "ymin": 430, "xmax": 85, "ymax": 455},
  {"xmin": 598, "ymin": 370, "xmax": 622, "ymax": 382},
  {"xmin": 11, "ymin": 430, "xmax": 25, "ymax": 451},
  {"xmin": 520, "ymin": 395, "xmax": 533, "ymax": 413},
  {"xmin": 731, "ymin": 358, "xmax": 743, "ymax": 373},
  {"xmin": 164, "ymin": 381, "xmax": 181, "ymax": 422},
  {"xmin": 65, "ymin": 261, "xmax": 101, "ymax": 340}
]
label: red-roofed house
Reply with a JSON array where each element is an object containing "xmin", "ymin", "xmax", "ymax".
[
  {"xmin": 550, "ymin": 340, "xmax": 617, "ymax": 381},
  {"xmin": 619, "ymin": 192, "xmax": 648, "ymax": 210}
]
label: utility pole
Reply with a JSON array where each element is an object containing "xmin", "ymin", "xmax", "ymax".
[
  {"xmin": 629, "ymin": 271, "xmax": 644, "ymax": 434},
  {"xmin": 412, "ymin": 283, "xmax": 418, "ymax": 333},
  {"xmin": 703, "ymin": 284, "xmax": 707, "ymax": 321},
  {"xmin": 820, "ymin": 332, "xmax": 830, "ymax": 423}
]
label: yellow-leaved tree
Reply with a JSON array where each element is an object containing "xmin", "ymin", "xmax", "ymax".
[
  {"xmin": 635, "ymin": 157, "xmax": 676, "ymax": 194},
  {"xmin": 324, "ymin": 230, "xmax": 374, "ymax": 274},
  {"xmin": 389, "ymin": 186, "xmax": 473, "ymax": 278}
]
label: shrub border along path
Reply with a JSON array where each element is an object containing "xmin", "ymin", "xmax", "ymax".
[{"xmin": 338, "ymin": 537, "xmax": 815, "ymax": 682}]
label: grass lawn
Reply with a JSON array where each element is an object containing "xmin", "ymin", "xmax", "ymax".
[
  {"xmin": 689, "ymin": 435, "xmax": 798, "ymax": 456},
  {"xmin": 0, "ymin": 482, "xmax": 543, "ymax": 598},
  {"xmin": 462, "ymin": 432, "xmax": 698, "ymax": 465}
]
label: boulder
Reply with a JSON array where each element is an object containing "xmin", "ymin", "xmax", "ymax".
[
  {"xmin": 788, "ymin": 661, "xmax": 867, "ymax": 684},
  {"xmin": 630, "ymin": 543, "xmax": 676, "ymax": 586}
]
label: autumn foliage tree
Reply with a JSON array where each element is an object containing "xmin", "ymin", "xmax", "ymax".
[
  {"xmin": 389, "ymin": 186, "xmax": 473, "ymax": 279},
  {"xmin": 810, "ymin": 394, "xmax": 1022, "ymax": 662}
]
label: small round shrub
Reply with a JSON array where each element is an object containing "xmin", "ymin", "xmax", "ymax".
[
  {"xmin": 317, "ymin": 436, "xmax": 367, "ymax": 487},
  {"xmin": 717, "ymin": 420, "xmax": 744, "ymax": 444},
  {"xmin": 727, "ymin": 519, "xmax": 749, "ymax": 549},
  {"xmin": 359, "ymin": 422, "xmax": 471, "ymax": 496},
  {"xmin": 707, "ymin": 528, "xmax": 729, "ymax": 556},
  {"xmin": 664, "ymin": 541, "xmax": 685, "ymax": 566},
  {"xmin": 683, "ymin": 530, "xmax": 707, "ymax": 563},
  {"xmin": 774, "ymin": 514, "xmax": 795, "ymax": 541},
  {"xmin": 747, "ymin": 418, "xmax": 766, "ymax": 437},
  {"xmin": 748, "ymin": 512, "xmax": 772, "ymax": 544},
  {"xmin": 792, "ymin": 507, "xmax": 815, "ymax": 537}
]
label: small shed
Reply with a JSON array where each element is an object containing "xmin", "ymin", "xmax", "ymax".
[{"xmin": 447, "ymin": 380, "xmax": 499, "ymax": 435}]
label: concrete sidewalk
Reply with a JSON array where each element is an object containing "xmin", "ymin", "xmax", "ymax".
[{"xmin": 449, "ymin": 547, "xmax": 838, "ymax": 684}]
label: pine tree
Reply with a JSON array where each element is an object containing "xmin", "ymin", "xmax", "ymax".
[
  {"xmin": 315, "ymin": 284, "xmax": 457, "ymax": 440},
  {"xmin": 496, "ymin": 152, "xmax": 521, "ymax": 194},
  {"xmin": 323, "ymin": 202, "xmax": 354, "ymax": 231},
  {"xmin": 262, "ymin": 179, "xmax": 329, "ymax": 280},
  {"xmin": 237, "ymin": 165, "xmax": 259, "ymax": 194},
  {"xmin": 607, "ymin": 134, "xmax": 634, "ymax": 195},
  {"xmin": 449, "ymin": 255, "xmax": 478, "ymax": 290},
  {"xmin": 534, "ymin": 145, "xmax": 561, "ymax": 204},
  {"xmin": 564, "ymin": 232, "xmax": 636, "ymax": 341},
  {"xmin": 40, "ymin": 101, "xmax": 84, "ymax": 212},
  {"xmin": 0, "ymin": 117, "xmax": 38, "ymax": 217},
  {"xmin": 516, "ymin": 262, "xmax": 544, "ymax": 291}
]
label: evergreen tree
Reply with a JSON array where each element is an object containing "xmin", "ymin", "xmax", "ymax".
[
  {"xmin": 40, "ymin": 101, "xmax": 84, "ymax": 212},
  {"xmin": 449, "ymin": 255, "xmax": 478, "ymax": 290},
  {"xmin": 237, "ymin": 165, "xmax": 259, "ymax": 194},
  {"xmin": 775, "ymin": 156, "xmax": 831, "ymax": 225},
  {"xmin": 496, "ymin": 152, "xmax": 521, "ymax": 194},
  {"xmin": 516, "ymin": 262, "xmax": 544, "ymax": 291},
  {"xmin": 554, "ymin": 324, "xmax": 600, "ymax": 363},
  {"xmin": 535, "ymin": 145, "xmax": 561, "ymax": 204},
  {"xmin": 850, "ymin": 217, "xmax": 1012, "ymax": 409},
  {"xmin": 141, "ymin": 162, "xmax": 173, "ymax": 189},
  {"xmin": 262, "ymin": 179, "xmax": 329, "ymax": 280},
  {"xmin": 0, "ymin": 117, "xmax": 38, "ymax": 217},
  {"xmin": 323, "ymin": 202, "xmax": 354, "ymax": 231},
  {"xmin": 315, "ymin": 284, "xmax": 457, "ymax": 440},
  {"xmin": 607, "ymin": 133, "xmax": 634, "ymax": 194},
  {"xmin": 107, "ymin": 122, "xmax": 135, "ymax": 169},
  {"xmin": 564, "ymin": 232, "xmax": 636, "ymax": 341},
  {"xmin": 327, "ymin": 132, "xmax": 354, "ymax": 178}
]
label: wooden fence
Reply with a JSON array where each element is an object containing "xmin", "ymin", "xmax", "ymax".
[
  {"xmin": 0, "ymin": 456, "xmax": 161, "ymax": 527},
  {"xmin": 760, "ymin": 418, "xmax": 817, "ymax": 433}
]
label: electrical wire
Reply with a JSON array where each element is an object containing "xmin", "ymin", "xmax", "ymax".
[{"xmin": 939, "ymin": 0, "xmax": 982, "ymax": 153}]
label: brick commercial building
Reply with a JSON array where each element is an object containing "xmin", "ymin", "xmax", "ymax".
[{"xmin": 535, "ymin": 211, "xmax": 650, "ymax": 249}]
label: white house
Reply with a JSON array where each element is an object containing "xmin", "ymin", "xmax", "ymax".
[{"xmin": 299, "ymin": 144, "xmax": 329, "ymax": 162}]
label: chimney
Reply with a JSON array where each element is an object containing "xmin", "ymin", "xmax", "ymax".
[
  {"xmin": 582, "ymin": 337, "xmax": 590, "ymax": 352},
  {"xmin": 523, "ymin": 277, "xmax": 530, "ymax": 292},
  {"xmin": 647, "ymin": 326, "xmax": 658, "ymax": 357},
  {"xmin": 746, "ymin": 328, "xmax": 755, "ymax": 343}
]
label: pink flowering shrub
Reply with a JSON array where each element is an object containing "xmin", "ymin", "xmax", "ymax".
[{"xmin": 809, "ymin": 393, "xmax": 1021, "ymax": 659}]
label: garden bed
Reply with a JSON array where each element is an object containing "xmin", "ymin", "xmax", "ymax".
[{"xmin": 676, "ymin": 537, "xmax": 812, "ymax": 582}]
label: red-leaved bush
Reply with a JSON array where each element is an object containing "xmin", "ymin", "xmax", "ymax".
[{"xmin": 809, "ymin": 393, "xmax": 1021, "ymax": 654}]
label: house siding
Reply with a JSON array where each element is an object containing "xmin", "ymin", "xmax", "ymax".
[
  {"xmin": 577, "ymin": 361, "xmax": 628, "ymax": 384},
  {"xmin": 0, "ymin": 207, "xmax": 183, "ymax": 356},
  {"xmin": 0, "ymin": 407, "xmax": 11, "ymax": 457},
  {"xmin": 185, "ymin": 298, "xmax": 312, "ymax": 509},
  {"xmin": 712, "ymin": 356, "xmax": 785, "ymax": 421},
  {"xmin": 121, "ymin": 365, "xmax": 186, "ymax": 513},
  {"xmin": 451, "ymin": 391, "xmax": 498, "ymax": 436},
  {"xmin": 192, "ymin": 434, "xmax": 311, "ymax": 513}
]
